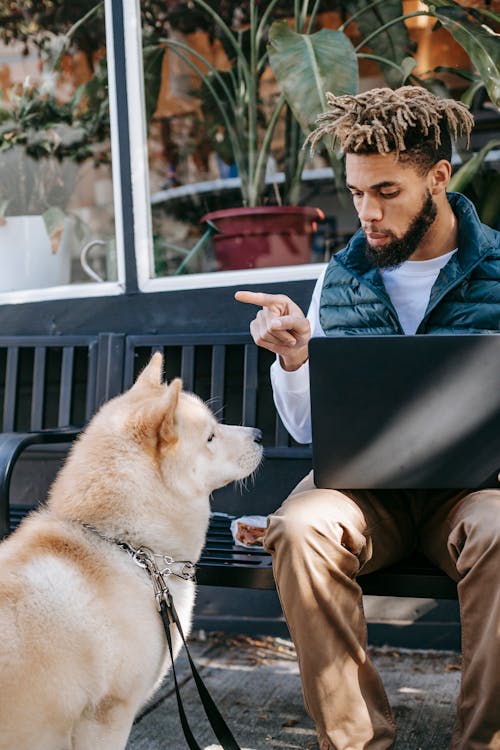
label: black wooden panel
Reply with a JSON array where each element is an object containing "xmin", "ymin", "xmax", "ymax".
[
  {"xmin": 31, "ymin": 347, "xmax": 46, "ymax": 430},
  {"xmin": 0, "ymin": 336, "xmax": 101, "ymax": 432},
  {"xmin": 0, "ymin": 280, "xmax": 317, "ymax": 337},
  {"xmin": 242, "ymin": 344, "xmax": 258, "ymax": 426},
  {"xmin": 3, "ymin": 348, "xmax": 18, "ymax": 431},
  {"xmin": 210, "ymin": 345, "xmax": 226, "ymax": 419},
  {"xmin": 58, "ymin": 347, "xmax": 75, "ymax": 427}
]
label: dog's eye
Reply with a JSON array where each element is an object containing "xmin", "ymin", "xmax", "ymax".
[{"xmin": 207, "ymin": 433, "xmax": 215, "ymax": 442}]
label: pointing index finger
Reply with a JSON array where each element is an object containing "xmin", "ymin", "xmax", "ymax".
[{"xmin": 235, "ymin": 290, "xmax": 289, "ymax": 309}]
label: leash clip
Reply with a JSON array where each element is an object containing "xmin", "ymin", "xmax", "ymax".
[
  {"xmin": 131, "ymin": 546, "xmax": 155, "ymax": 570},
  {"xmin": 149, "ymin": 562, "xmax": 171, "ymax": 613},
  {"xmin": 154, "ymin": 555, "xmax": 196, "ymax": 582},
  {"xmin": 177, "ymin": 561, "xmax": 196, "ymax": 580}
]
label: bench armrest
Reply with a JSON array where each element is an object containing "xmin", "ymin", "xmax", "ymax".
[{"xmin": 0, "ymin": 428, "xmax": 81, "ymax": 538}]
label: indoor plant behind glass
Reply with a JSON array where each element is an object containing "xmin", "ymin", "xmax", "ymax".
[
  {"xmin": 157, "ymin": 0, "xmax": 426, "ymax": 270},
  {"xmin": 157, "ymin": 0, "xmax": 359, "ymax": 270},
  {"xmin": 0, "ymin": 54, "xmax": 109, "ymax": 292},
  {"xmin": 269, "ymin": 0, "xmax": 500, "ymax": 228}
]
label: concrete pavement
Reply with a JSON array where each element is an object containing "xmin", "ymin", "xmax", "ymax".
[{"xmin": 126, "ymin": 632, "xmax": 461, "ymax": 750}]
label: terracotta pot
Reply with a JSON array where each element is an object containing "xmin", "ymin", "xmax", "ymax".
[{"xmin": 201, "ymin": 205, "xmax": 325, "ymax": 270}]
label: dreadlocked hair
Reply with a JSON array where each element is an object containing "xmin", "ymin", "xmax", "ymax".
[{"xmin": 306, "ymin": 86, "xmax": 475, "ymax": 173}]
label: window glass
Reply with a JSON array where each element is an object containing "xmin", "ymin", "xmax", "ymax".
[
  {"xmin": 140, "ymin": 0, "xmax": 479, "ymax": 281},
  {"xmin": 141, "ymin": 1, "xmax": 359, "ymax": 280},
  {"xmin": 0, "ymin": 2, "xmax": 116, "ymax": 293}
]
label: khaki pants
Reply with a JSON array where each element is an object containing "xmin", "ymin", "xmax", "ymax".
[{"xmin": 264, "ymin": 472, "xmax": 500, "ymax": 750}]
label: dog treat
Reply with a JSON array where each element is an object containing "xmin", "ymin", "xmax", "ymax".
[
  {"xmin": 231, "ymin": 515, "xmax": 268, "ymax": 548},
  {"xmin": 236, "ymin": 521, "xmax": 266, "ymax": 546}
]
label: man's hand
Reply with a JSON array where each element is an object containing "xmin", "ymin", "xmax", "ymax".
[{"xmin": 235, "ymin": 291, "xmax": 311, "ymax": 371}]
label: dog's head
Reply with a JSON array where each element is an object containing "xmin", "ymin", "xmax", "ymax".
[
  {"xmin": 127, "ymin": 352, "xmax": 263, "ymax": 492},
  {"xmin": 79, "ymin": 352, "xmax": 263, "ymax": 499}
]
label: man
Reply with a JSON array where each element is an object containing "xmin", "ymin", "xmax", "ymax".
[{"xmin": 236, "ymin": 86, "xmax": 500, "ymax": 750}]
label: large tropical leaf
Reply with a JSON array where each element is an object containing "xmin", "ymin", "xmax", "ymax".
[
  {"xmin": 449, "ymin": 138, "xmax": 500, "ymax": 226},
  {"xmin": 268, "ymin": 22, "xmax": 359, "ymax": 135},
  {"xmin": 142, "ymin": 42, "xmax": 167, "ymax": 128},
  {"xmin": 425, "ymin": 2, "xmax": 500, "ymax": 107},
  {"xmin": 448, "ymin": 138, "xmax": 500, "ymax": 193},
  {"xmin": 427, "ymin": 0, "xmax": 500, "ymax": 27},
  {"xmin": 343, "ymin": 0, "xmax": 416, "ymax": 88},
  {"xmin": 476, "ymin": 170, "xmax": 500, "ymax": 228}
]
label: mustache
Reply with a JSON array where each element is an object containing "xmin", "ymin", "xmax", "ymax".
[{"xmin": 363, "ymin": 227, "xmax": 393, "ymax": 236}]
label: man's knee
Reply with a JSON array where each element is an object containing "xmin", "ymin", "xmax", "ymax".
[
  {"xmin": 450, "ymin": 490, "xmax": 500, "ymax": 575},
  {"xmin": 264, "ymin": 487, "xmax": 368, "ymax": 560}
]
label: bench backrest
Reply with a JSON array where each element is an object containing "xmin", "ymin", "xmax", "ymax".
[
  {"xmin": 0, "ymin": 332, "xmax": 459, "ymax": 600},
  {"xmin": 0, "ymin": 335, "xmax": 100, "ymax": 432},
  {"xmin": 0, "ymin": 332, "xmax": 310, "ymax": 517}
]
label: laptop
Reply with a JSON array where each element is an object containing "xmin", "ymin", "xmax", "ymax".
[{"xmin": 309, "ymin": 335, "xmax": 500, "ymax": 490}]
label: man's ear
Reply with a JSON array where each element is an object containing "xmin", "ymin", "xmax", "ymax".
[
  {"xmin": 131, "ymin": 377, "xmax": 183, "ymax": 448},
  {"xmin": 429, "ymin": 159, "xmax": 452, "ymax": 196},
  {"xmin": 132, "ymin": 352, "xmax": 163, "ymax": 390}
]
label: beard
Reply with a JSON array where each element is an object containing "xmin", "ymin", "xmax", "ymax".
[{"xmin": 364, "ymin": 190, "xmax": 437, "ymax": 270}]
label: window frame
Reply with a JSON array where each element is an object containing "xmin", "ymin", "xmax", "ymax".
[{"xmin": 0, "ymin": 0, "xmax": 329, "ymax": 306}]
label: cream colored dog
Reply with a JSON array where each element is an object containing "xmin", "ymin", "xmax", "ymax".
[{"xmin": 0, "ymin": 353, "xmax": 263, "ymax": 750}]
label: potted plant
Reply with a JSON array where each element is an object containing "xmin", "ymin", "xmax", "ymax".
[
  {"xmin": 0, "ymin": 62, "xmax": 110, "ymax": 292},
  {"xmin": 268, "ymin": 0, "xmax": 499, "ymax": 224},
  {"xmin": 0, "ymin": 3, "xmax": 111, "ymax": 293},
  {"xmin": 148, "ymin": 0, "xmax": 498, "ymax": 268},
  {"xmin": 157, "ymin": 0, "xmax": 450, "ymax": 270},
  {"xmin": 426, "ymin": 1, "xmax": 500, "ymax": 226},
  {"xmin": 155, "ymin": 0, "xmax": 356, "ymax": 269}
]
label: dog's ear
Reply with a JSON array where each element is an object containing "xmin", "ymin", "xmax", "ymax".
[
  {"xmin": 132, "ymin": 352, "xmax": 163, "ymax": 390},
  {"xmin": 158, "ymin": 378, "xmax": 182, "ymax": 445},
  {"xmin": 131, "ymin": 377, "xmax": 182, "ymax": 448}
]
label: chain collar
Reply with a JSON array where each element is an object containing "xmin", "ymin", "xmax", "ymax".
[{"xmin": 79, "ymin": 521, "xmax": 196, "ymax": 609}]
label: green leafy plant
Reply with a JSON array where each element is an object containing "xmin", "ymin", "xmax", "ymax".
[
  {"xmin": 0, "ymin": 63, "xmax": 110, "ymax": 265},
  {"xmin": 428, "ymin": 0, "xmax": 499, "ymax": 106},
  {"xmin": 161, "ymin": 0, "xmax": 455, "ymax": 207},
  {"xmin": 270, "ymin": 1, "xmax": 498, "ymax": 136},
  {"xmin": 155, "ymin": 0, "xmax": 359, "ymax": 207},
  {"xmin": 424, "ymin": 1, "xmax": 500, "ymax": 225},
  {"xmin": 268, "ymin": 0, "xmax": 499, "ymax": 219},
  {"xmin": 0, "ymin": 63, "xmax": 110, "ymax": 217},
  {"xmin": 0, "ymin": 0, "xmax": 111, "ymax": 230}
]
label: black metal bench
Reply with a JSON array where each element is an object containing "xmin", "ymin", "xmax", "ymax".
[{"xmin": 0, "ymin": 332, "xmax": 457, "ymax": 601}]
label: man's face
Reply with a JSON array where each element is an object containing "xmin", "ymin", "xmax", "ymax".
[{"xmin": 345, "ymin": 152, "xmax": 438, "ymax": 269}]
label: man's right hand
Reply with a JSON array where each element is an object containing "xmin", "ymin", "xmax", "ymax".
[{"xmin": 235, "ymin": 291, "xmax": 311, "ymax": 371}]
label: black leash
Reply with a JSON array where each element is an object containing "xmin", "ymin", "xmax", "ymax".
[
  {"xmin": 79, "ymin": 524, "xmax": 241, "ymax": 750},
  {"xmin": 134, "ymin": 546, "xmax": 242, "ymax": 750},
  {"xmin": 160, "ymin": 592, "xmax": 241, "ymax": 750}
]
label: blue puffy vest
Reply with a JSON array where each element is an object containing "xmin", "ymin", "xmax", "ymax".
[{"xmin": 319, "ymin": 193, "xmax": 500, "ymax": 335}]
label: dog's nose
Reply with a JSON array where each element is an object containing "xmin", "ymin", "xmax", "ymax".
[{"xmin": 253, "ymin": 428, "xmax": 263, "ymax": 444}]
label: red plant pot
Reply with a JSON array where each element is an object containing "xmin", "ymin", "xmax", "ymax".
[{"xmin": 201, "ymin": 205, "xmax": 325, "ymax": 271}]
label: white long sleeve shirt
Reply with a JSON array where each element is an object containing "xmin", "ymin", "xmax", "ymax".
[{"xmin": 270, "ymin": 249, "xmax": 457, "ymax": 444}]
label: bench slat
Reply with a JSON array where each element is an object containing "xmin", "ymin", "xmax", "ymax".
[
  {"xmin": 210, "ymin": 345, "xmax": 226, "ymax": 418},
  {"xmin": 181, "ymin": 346, "xmax": 195, "ymax": 391},
  {"xmin": 31, "ymin": 348, "xmax": 47, "ymax": 430},
  {"xmin": 3, "ymin": 347, "xmax": 19, "ymax": 432},
  {"xmin": 197, "ymin": 514, "xmax": 458, "ymax": 599},
  {"xmin": 242, "ymin": 344, "xmax": 258, "ymax": 426},
  {"xmin": 58, "ymin": 347, "xmax": 75, "ymax": 427}
]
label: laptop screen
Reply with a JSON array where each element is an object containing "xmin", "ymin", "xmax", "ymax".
[{"xmin": 309, "ymin": 335, "xmax": 500, "ymax": 490}]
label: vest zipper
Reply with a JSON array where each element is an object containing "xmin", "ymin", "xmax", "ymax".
[{"xmin": 416, "ymin": 252, "xmax": 489, "ymax": 333}]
